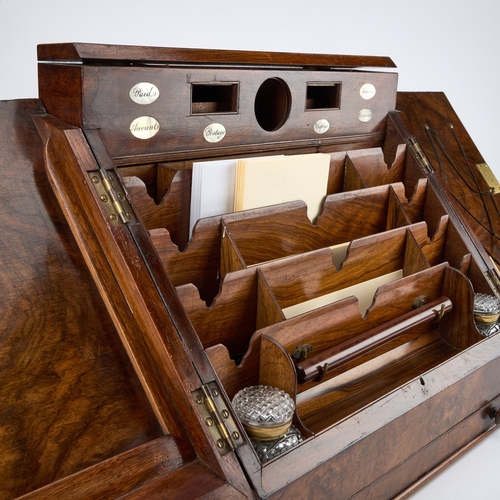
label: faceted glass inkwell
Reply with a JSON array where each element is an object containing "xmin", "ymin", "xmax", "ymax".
[
  {"xmin": 473, "ymin": 292, "xmax": 500, "ymax": 337},
  {"xmin": 232, "ymin": 385, "xmax": 303, "ymax": 463}
]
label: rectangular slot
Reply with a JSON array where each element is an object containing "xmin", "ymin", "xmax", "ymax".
[
  {"xmin": 191, "ymin": 83, "xmax": 239, "ymax": 114},
  {"xmin": 305, "ymin": 82, "xmax": 341, "ymax": 110}
]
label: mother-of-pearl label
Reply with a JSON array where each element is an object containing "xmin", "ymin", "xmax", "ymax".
[
  {"xmin": 129, "ymin": 83, "xmax": 160, "ymax": 105},
  {"xmin": 203, "ymin": 123, "xmax": 226, "ymax": 143},
  {"xmin": 360, "ymin": 83, "xmax": 376, "ymax": 100},
  {"xmin": 130, "ymin": 116, "xmax": 160, "ymax": 139},
  {"xmin": 313, "ymin": 119, "xmax": 330, "ymax": 134},
  {"xmin": 358, "ymin": 109, "xmax": 373, "ymax": 123}
]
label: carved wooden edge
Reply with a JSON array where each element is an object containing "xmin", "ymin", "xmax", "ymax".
[{"xmin": 37, "ymin": 42, "xmax": 396, "ymax": 69}]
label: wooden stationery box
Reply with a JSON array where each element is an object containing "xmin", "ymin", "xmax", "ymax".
[{"xmin": 2, "ymin": 43, "xmax": 500, "ymax": 499}]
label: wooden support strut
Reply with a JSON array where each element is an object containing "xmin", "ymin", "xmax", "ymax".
[{"xmin": 295, "ymin": 296, "xmax": 452, "ymax": 384}]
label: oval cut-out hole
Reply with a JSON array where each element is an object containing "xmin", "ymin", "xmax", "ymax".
[{"xmin": 254, "ymin": 78, "xmax": 291, "ymax": 132}]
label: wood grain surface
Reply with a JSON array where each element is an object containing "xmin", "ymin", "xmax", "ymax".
[{"xmin": 0, "ymin": 100, "xmax": 162, "ymax": 499}]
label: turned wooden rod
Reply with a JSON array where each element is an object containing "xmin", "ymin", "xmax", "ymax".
[{"xmin": 295, "ymin": 296, "xmax": 452, "ymax": 384}]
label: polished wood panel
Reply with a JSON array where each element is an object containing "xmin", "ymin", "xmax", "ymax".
[
  {"xmin": 0, "ymin": 100, "xmax": 162, "ymax": 499},
  {"xmin": 396, "ymin": 93, "xmax": 500, "ymax": 267},
  {"xmin": 38, "ymin": 62, "xmax": 398, "ymax": 160}
]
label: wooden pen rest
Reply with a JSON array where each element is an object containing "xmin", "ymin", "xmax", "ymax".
[
  {"xmin": 294, "ymin": 295, "xmax": 453, "ymax": 384},
  {"xmin": 254, "ymin": 261, "xmax": 480, "ymax": 434}
]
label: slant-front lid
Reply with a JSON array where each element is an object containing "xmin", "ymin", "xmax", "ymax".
[{"xmin": 37, "ymin": 42, "xmax": 396, "ymax": 69}]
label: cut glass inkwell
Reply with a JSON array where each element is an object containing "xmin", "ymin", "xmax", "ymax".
[
  {"xmin": 232, "ymin": 385, "xmax": 303, "ymax": 463},
  {"xmin": 473, "ymin": 293, "xmax": 500, "ymax": 337}
]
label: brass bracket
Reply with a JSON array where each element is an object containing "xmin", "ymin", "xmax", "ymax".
[
  {"xmin": 477, "ymin": 163, "xmax": 500, "ymax": 194},
  {"xmin": 192, "ymin": 381, "xmax": 244, "ymax": 455},
  {"xmin": 292, "ymin": 344, "xmax": 313, "ymax": 362},
  {"xmin": 90, "ymin": 169, "xmax": 136, "ymax": 226}
]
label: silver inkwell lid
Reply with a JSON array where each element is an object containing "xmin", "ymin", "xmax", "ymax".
[{"xmin": 473, "ymin": 293, "xmax": 500, "ymax": 336}]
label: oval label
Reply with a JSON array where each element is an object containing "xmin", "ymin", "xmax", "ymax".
[
  {"xmin": 130, "ymin": 116, "xmax": 160, "ymax": 139},
  {"xmin": 313, "ymin": 119, "xmax": 330, "ymax": 135},
  {"xmin": 360, "ymin": 83, "xmax": 376, "ymax": 100},
  {"xmin": 358, "ymin": 109, "xmax": 373, "ymax": 123},
  {"xmin": 203, "ymin": 123, "xmax": 226, "ymax": 143},
  {"xmin": 129, "ymin": 82, "xmax": 160, "ymax": 105}
]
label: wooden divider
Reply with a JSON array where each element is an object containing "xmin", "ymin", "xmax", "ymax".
[
  {"xmin": 258, "ymin": 225, "xmax": 430, "ymax": 313},
  {"xmin": 345, "ymin": 145, "xmax": 407, "ymax": 188},
  {"xmin": 149, "ymin": 217, "xmax": 222, "ymax": 304},
  {"xmin": 124, "ymin": 169, "xmax": 191, "ymax": 248},
  {"xmin": 256, "ymin": 265, "xmax": 480, "ymax": 434},
  {"xmin": 120, "ymin": 143, "xmax": 489, "ymax": 442}
]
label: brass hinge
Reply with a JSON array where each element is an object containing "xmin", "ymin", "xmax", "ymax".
[
  {"xmin": 90, "ymin": 169, "xmax": 136, "ymax": 226},
  {"xmin": 488, "ymin": 270, "xmax": 500, "ymax": 295},
  {"xmin": 487, "ymin": 259, "xmax": 500, "ymax": 299},
  {"xmin": 409, "ymin": 137, "xmax": 434, "ymax": 174},
  {"xmin": 192, "ymin": 381, "xmax": 244, "ymax": 455}
]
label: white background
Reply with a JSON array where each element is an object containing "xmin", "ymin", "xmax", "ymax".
[{"xmin": 1, "ymin": 0, "xmax": 499, "ymax": 498}]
